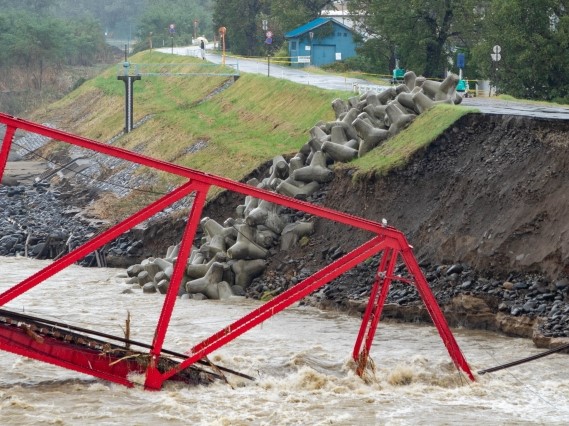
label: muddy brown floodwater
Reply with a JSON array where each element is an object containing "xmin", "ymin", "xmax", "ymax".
[{"xmin": 0, "ymin": 256, "xmax": 568, "ymax": 425}]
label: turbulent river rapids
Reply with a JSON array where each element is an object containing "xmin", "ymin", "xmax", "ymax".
[{"xmin": 0, "ymin": 256, "xmax": 568, "ymax": 425}]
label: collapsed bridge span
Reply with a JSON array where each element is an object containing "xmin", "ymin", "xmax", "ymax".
[{"xmin": 0, "ymin": 112, "xmax": 474, "ymax": 389}]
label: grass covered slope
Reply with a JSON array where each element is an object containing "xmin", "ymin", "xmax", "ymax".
[
  {"xmin": 348, "ymin": 104, "xmax": 478, "ymax": 180},
  {"xmin": 28, "ymin": 51, "xmax": 482, "ymax": 224},
  {"xmin": 32, "ymin": 51, "xmax": 347, "ymax": 187}
]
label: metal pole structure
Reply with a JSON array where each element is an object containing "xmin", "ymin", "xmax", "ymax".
[
  {"xmin": 117, "ymin": 75, "xmax": 141, "ymax": 133},
  {"xmin": 169, "ymin": 23, "xmax": 175, "ymax": 55},
  {"xmin": 117, "ymin": 50, "xmax": 141, "ymax": 134},
  {"xmin": 219, "ymin": 27, "xmax": 227, "ymax": 66}
]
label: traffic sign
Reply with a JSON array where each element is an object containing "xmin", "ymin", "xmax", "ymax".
[
  {"xmin": 266, "ymin": 31, "xmax": 273, "ymax": 38},
  {"xmin": 491, "ymin": 53, "xmax": 501, "ymax": 62},
  {"xmin": 169, "ymin": 24, "xmax": 175, "ymax": 35},
  {"xmin": 265, "ymin": 37, "xmax": 272, "ymax": 45},
  {"xmin": 493, "ymin": 45, "xmax": 501, "ymax": 53},
  {"xmin": 457, "ymin": 53, "xmax": 465, "ymax": 69}
]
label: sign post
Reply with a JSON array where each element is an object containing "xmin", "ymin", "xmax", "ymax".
[
  {"xmin": 265, "ymin": 30, "xmax": 273, "ymax": 77},
  {"xmin": 490, "ymin": 45, "xmax": 501, "ymax": 96},
  {"xmin": 457, "ymin": 52, "xmax": 465, "ymax": 80},
  {"xmin": 169, "ymin": 24, "xmax": 175, "ymax": 54}
]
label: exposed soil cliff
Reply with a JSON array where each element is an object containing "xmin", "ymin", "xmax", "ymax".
[
  {"xmin": 315, "ymin": 113, "xmax": 569, "ymax": 280},
  {"xmin": 191, "ymin": 112, "xmax": 569, "ymax": 346}
]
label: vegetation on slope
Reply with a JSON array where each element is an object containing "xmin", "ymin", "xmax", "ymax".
[
  {"xmin": 31, "ymin": 51, "xmax": 349, "ymax": 218},
  {"xmin": 33, "ymin": 51, "xmax": 482, "ymax": 211},
  {"xmin": 348, "ymin": 104, "xmax": 478, "ymax": 181}
]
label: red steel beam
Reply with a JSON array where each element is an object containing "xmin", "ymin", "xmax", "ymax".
[
  {"xmin": 0, "ymin": 181, "xmax": 198, "ymax": 307},
  {"xmin": 0, "ymin": 112, "xmax": 397, "ymax": 236}
]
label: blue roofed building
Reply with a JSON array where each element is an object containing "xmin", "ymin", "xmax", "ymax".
[{"xmin": 284, "ymin": 17, "xmax": 359, "ymax": 67}]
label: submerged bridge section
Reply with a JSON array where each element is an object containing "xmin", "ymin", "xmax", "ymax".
[{"xmin": 0, "ymin": 112, "xmax": 474, "ymax": 389}]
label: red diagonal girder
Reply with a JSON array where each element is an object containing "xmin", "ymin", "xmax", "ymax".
[{"xmin": 0, "ymin": 112, "xmax": 475, "ymax": 388}]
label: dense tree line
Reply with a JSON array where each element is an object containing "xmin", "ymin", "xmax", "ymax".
[
  {"xmin": 212, "ymin": 0, "xmax": 335, "ymax": 56},
  {"xmin": 208, "ymin": 0, "xmax": 569, "ymax": 102},
  {"xmin": 1, "ymin": 0, "xmax": 569, "ymax": 102}
]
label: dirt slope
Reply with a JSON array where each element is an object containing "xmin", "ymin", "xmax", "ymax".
[{"xmin": 311, "ymin": 113, "xmax": 569, "ymax": 280}]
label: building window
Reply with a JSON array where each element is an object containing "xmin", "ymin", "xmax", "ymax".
[
  {"xmin": 291, "ymin": 41, "xmax": 297, "ymax": 50},
  {"xmin": 344, "ymin": 32, "xmax": 347, "ymax": 37}
]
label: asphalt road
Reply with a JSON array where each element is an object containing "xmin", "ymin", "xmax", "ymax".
[{"xmin": 155, "ymin": 45, "xmax": 569, "ymax": 120}]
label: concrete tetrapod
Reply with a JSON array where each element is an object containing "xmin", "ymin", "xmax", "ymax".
[
  {"xmin": 292, "ymin": 151, "xmax": 334, "ymax": 183},
  {"xmin": 404, "ymin": 71, "xmax": 417, "ymax": 91},
  {"xmin": 322, "ymin": 140, "xmax": 358, "ymax": 163},
  {"xmin": 227, "ymin": 223, "xmax": 269, "ymax": 260},
  {"xmin": 186, "ymin": 252, "xmax": 228, "ymax": 279},
  {"xmin": 396, "ymin": 92, "xmax": 421, "ymax": 115},
  {"xmin": 274, "ymin": 178, "xmax": 320, "ymax": 200},
  {"xmin": 231, "ymin": 259, "xmax": 267, "ymax": 288},
  {"xmin": 352, "ymin": 117, "xmax": 389, "ymax": 157},
  {"xmin": 267, "ymin": 155, "xmax": 290, "ymax": 183},
  {"xmin": 246, "ymin": 199, "xmax": 287, "ymax": 234},
  {"xmin": 280, "ymin": 221, "xmax": 314, "ymax": 251},
  {"xmin": 186, "ymin": 261, "xmax": 234, "ymax": 300},
  {"xmin": 332, "ymin": 98, "xmax": 348, "ymax": 118},
  {"xmin": 411, "ymin": 90, "xmax": 453, "ymax": 114},
  {"xmin": 421, "ymin": 73, "xmax": 460, "ymax": 103},
  {"xmin": 386, "ymin": 102, "xmax": 416, "ymax": 136},
  {"xmin": 289, "ymin": 153, "xmax": 306, "ymax": 173},
  {"xmin": 357, "ymin": 111, "xmax": 384, "ymax": 129},
  {"xmin": 330, "ymin": 124, "xmax": 349, "ymax": 144}
]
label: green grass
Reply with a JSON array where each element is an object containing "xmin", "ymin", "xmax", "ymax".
[
  {"xmin": 495, "ymin": 94, "xmax": 569, "ymax": 107},
  {"xmin": 348, "ymin": 104, "xmax": 479, "ymax": 181},
  {"xmin": 301, "ymin": 66, "xmax": 390, "ymax": 85},
  {"xmin": 33, "ymin": 51, "xmax": 349, "ymax": 187}
]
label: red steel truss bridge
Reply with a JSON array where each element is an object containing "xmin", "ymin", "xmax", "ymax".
[{"xmin": 0, "ymin": 112, "xmax": 474, "ymax": 389}]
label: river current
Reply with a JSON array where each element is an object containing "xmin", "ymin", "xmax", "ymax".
[{"xmin": 0, "ymin": 256, "xmax": 567, "ymax": 425}]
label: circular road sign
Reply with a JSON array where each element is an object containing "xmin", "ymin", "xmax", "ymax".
[
  {"xmin": 266, "ymin": 31, "xmax": 273, "ymax": 38},
  {"xmin": 493, "ymin": 45, "xmax": 501, "ymax": 53}
]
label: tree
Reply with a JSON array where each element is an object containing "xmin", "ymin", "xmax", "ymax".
[
  {"xmin": 472, "ymin": 0, "xmax": 569, "ymax": 101},
  {"xmin": 270, "ymin": 0, "xmax": 335, "ymax": 33},
  {"xmin": 213, "ymin": 0, "xmax": 269, "ymax": 56},
  {"xmin": 135, "ymin": 0, "xmax": 213, "ymax": 50},
  {"xmin": 348, "ymin": 0, "xmax": 486, "ymax": 78}
]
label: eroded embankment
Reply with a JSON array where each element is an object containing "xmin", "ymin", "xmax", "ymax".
[
  {"xmin": 96, "ymin": 112, "xmax": 569, "ymax": 345},
  {"xmin": 318, "ymin": 113, "xmax": 569, "ymax": 280}
]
